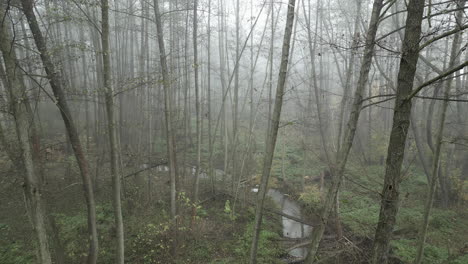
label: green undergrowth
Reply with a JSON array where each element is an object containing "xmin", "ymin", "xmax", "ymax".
[
  {"xmin": 0, "ymin": 223, "xmax": 34, "ymax": 264},
  {"xmin": 292, "ymin": 148, "xmax": 468, "ymax": 264},
  {"xmin": 338, "ymin": 164, "xmax": 468, "ymax": 263},
  {"xmin": 41, "ymin": 190, "xmax": 284, "ymax": 264},
  {"xmin": 392, "ymin": 239, "xmax": 468, "ymax": 264},
  {"xmin": 230, "ymin": 219, "xmax": 284, "ymax": 264},
  {"xmin": 54, "ymin": 203, "xmax": 117, "ymax": 263}
]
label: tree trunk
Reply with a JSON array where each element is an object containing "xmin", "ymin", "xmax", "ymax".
[
  {"xmin": 193, "ymin": 0, "xmax": 202, "ymax": 202},
  {"xmin": 79, "ymin": 26, "xmax": 91, "ymax": 151},
  {"xmin": 305, "ymin": 0, "xmax": 385, "ymax": 261},
  {"xmin": 153, "ymin": 0, "xmax": 178, "ymax": 221},
  {"xmin": 336, "ymin": 0, "xmax": 361, "ymax": 154},
  {"xmin": 0, "ymin": 6, "xmax": 52, "ymax": 263},
  {"xmin": 207, "ymin": 0, "xmax": 214, "ymax": 193},
  {"xmin": 183, "ymin": 6, "xmax": 190, "ymax": 184},
  {"xmin": 410, "ymin": 115, "xmax": 431, "ymax": 182},
  {"xmin": 414, "ymin": 1, "xmax": 465, "ymax": 262},
  {"xmin": 20, "ymin": 1, "xmax": 99, "ymax": 262},
  {"xmin": 303, "ymin": 0, "xmax": 331, "ymax": 166},
  {"xmin": 100, "ymin": 0, "xmax": 125, "ymax": 263},
  {"xmin": 371, "ymin": 0, "xmax": 425, "ymax": 262},
  {"xmin": 249, "ymin": 0, "xmax": 296, "ymax": 262},
  {"xmin": 267, "ymin": 0, "xmax": 274, "ymax": 137},
  {"xmin": 231, "ymin": 0, "xmax": 240, "ymax": 194}
]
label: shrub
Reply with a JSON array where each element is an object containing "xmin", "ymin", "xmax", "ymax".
[
  {"xmin": 127, "ymin": 222, "xmax": 173, "ymax": 264},
  {"xmin": 299, "ymin": 185, "xmax": 322, "ymax": 209}
]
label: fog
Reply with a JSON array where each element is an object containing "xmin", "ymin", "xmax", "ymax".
[{"xmin": 1, "ymin": 0, "xmax": 467, "ymax": 263}]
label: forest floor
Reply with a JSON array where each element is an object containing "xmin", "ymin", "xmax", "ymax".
[
  {"xmin": 291, "ymin": 161, "xmax": 468, "ymax": 264},
  {"xmin": 1, "ymin": 143, "xmax": 468, "ymax": 264},
  {"xmin": 0, "ymin": 150, "xmax": 286, "ymax": 264}
]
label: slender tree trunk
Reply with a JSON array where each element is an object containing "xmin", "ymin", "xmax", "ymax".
[
  {"xmin": 303, "ymin": 0, "xmax": 331, "ymax": 166},
  {"xmin": 414, "ymin": 1, "xmax": 465, "ymax": 262},
  {"xmin": 336, "ymin": 0, "xmax": 361, "ymax": 153},
  {"xmin": 18, "ymin": 16, "xmax": 43, "ymax": 179},
  {"xmin": 230, "ymin": 0, "xmax": 240, "ymax": 194},
  {"xmin": 183, "ymin": 7, "xmax": 190, "ymax": 183},
  {"xmin": 249, "ymin": 1, "xmax": 296, "ymax": 262},
  {"xmin": 0, "ymin": 7, "xmax": 52, "ymax": 263},
  {"xmin": 267, "ymin": 0, "xmax": 274, "ymax": 136},
  {"xmin": 249, "ymin": 0, "xmax": 254, "ymax": 139},
  {"xmin": 101, "ymin": 0, "xmax": 125, "ymax": 263},
  {"xmin": 193, "ymin": 0, "xmax": 202, "ymax": 202},
  {"xmin": 425, "ymin": 41, "xmax": 448, "ymax": 154},
  {"xmin": 305, "ymin": 0, "xmax": 385, "ymax": 261},
  {"xmin": 304, "ymin": 0, "xmax": 342, "ymax": 243},
  {"xmin": 20, "ymin": 1, "xmax": 99, "ymax": 262},
  {"xmin": 218, "ymin": 0, "xmax": 228, "ymax": 187},
  {"xmin": 207, "ymin": 0, "xmax": 214, "ymax": 193},
  {"xmin": 410, "ymin": 115, "xmax": 431, "ymax": 182},
  {"xmin": 79, "ymin": 27, "xmax": 91, "ymax": 151},
  {"xmin": 153, "ymin": 0, "xmax": 178, "ymax": 221},
  {"xmin": 371, "ymin": 0, "xmax": 425, "ymax": 262}
]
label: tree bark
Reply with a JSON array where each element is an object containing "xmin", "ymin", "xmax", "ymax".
[
  {"xmin": 193, "ymin": 0, "xmax": 202, "ymax": 202},
  {"xmin": 336, "ymin": 0, "xmax": 362, "ymax": 154},
  {"xmin": 100, "ymin": 0, "xmax": 125, "ymax": 263},
  {"xmin": 153, "ymin": 0, "xmax": 178, "ymax": 221},
  {"xmin": 249, "ymin": 0, "xmax": 296, "ymax": 263},
  {"xmin": 414, "ymin": 1, "xmax": 466, "ymax": 262},
  {"xmin": 20, "ymin": 1, "xmax": 99, "ymax": 262},
  {"xmin": 207, "ymin": 0, "xmax": 214, "ymax": 194},
  {"xmin": 0, "ymin": 6, "xmax": 52, "ymax": 263},
  {"xmin": 371, "ymin": 0, "xmax": 425, "ymax": 262},
  {"xmin": 267, "ymin": 0, "xmax": 275, "ymax": 138},
  {"xmin": 305, "ymin": 0, "xmax": 385, "ymax": 262},
  {"xmin": 303, "ymin": 0, "xmax": 331, "ymax": 166},
  {"xmin": 231, "ymin": 0, "xmax": 240, "ymax": 194}
]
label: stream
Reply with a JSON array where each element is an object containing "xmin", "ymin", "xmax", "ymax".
[
  {"xmin": 251, "ymin": 187, "xmax": 312, "ymax": 259},
  {"xmin": 140, "ymin": 164, "xmax": 312, "ymax": 259},
  {"xmin": 267, "ymin": 189, "xmax": 312, "ymax": 259}
]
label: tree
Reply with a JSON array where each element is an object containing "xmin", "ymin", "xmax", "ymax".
[
  {"xmin": 0, "ymin": 5, "xmax": 52, "ymax": 263},
  {"xmin": 414, "ymin": 1, "xmax": 466, "ymax": 263},
  {"xmin": 249, "ymin": 0, "xmax": 296, "ymax": 262},
  {"xmin": 231, "ymin": 0, "xmax": 240, "ymax": 194},
  {"xmin": 305, "ymin": 0, "xmax": 386, "ymax": 261},
  {"xmin": 193, "ymin": 0, "xmax": 202, "ymax": 202},
  {"xmin": 20, "ymin": 0, "xmax": 99, "ymax": 262},
  {"xmin": 371, "ymin": 0, "xmax": 426, "ymax": 262},
  {"xmin": 153, "ymin": 0, "xmax": 178, "ymax": 222},
  {"xmin": 336, "ymin": 0, "xmax": 362, "ymax": 153},
  {"xmin": 100, "ymin": 0, "xmax": 125, "ymax": 262}
]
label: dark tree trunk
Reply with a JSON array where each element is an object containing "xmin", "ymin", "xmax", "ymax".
[{"xmin": 371, "ymin": 0, "xmax": 425, "ymax": 262}]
